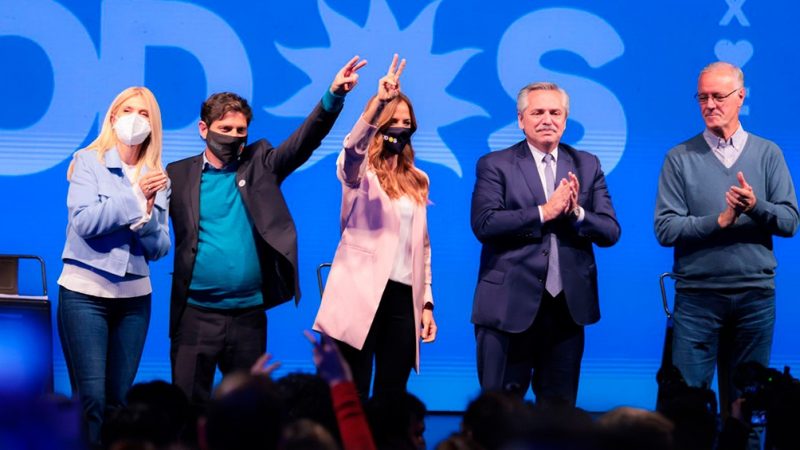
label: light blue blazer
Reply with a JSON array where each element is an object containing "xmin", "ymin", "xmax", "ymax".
[{"xmin": 61, "ymin": 148, "xmax": 170, "ymax": 277}]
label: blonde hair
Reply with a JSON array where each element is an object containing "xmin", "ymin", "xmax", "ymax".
[
  {"xmin": 67, "ymin": 86, "xmax": 163, "ymax": 180},
  {"xmin": 366, "ymin": 93, "xmax": 429, "ymax": 205}
]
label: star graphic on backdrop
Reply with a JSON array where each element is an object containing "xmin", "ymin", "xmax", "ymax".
[{"xmin": 265, "ymin": 0, "xmax": 487, "ymax": 177}]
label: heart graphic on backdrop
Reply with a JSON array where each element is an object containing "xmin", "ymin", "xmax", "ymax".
[{"xmin": 714, "ymin": 39, "xmax": 754, "ymax": 67}]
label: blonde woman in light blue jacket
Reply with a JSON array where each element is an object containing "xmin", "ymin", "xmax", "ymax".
[{"xmin": 57, "ymin": 86, "xmax": 170, "ymax": 446}]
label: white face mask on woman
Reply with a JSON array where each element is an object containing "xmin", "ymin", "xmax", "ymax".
[{"xmin": 114, "ymin": 113, "xmax": 151, "ymax": 146}]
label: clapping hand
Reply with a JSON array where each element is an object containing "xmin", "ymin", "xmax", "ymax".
[
  {"xmin": 330, "ymin": 56, "xmax": 368, "ymax": 95},
  {"xmin": 727, "ymin": 171, "xmax": 757, "ymax": 213},
  {"xmin": 719, "ymin": 171, "xmax": 754, "ymax": 228},
  {"xmin": 568, "ymin": 171, "xmax": 580, "ymax": 215},
  {"xmin": 138, "ymin": 170, "xmax": 168, "ymax": 214},
  {"xmin": 138, "ymin": 170, "xmax": 168, "ymax": 199},
  {"xmin": 542, "ymin": 179, "xmax": 572, "ymax": 222}
]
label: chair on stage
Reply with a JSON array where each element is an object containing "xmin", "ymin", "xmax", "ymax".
[
  {"xmin": 0, "ymin": 254, "xmax": 53, "ymax": 394},
  {"xmin": 316, "ymin": 262, "xmax": 333, "ymax": 298},
  {"xmin": 656, "ymin": 272, "xmax": 733, "ymax": 419}
]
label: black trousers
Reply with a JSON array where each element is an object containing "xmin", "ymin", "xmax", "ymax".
[
  {"xmin": 336, "ymin": 280, "xmax": 416, "ymax": 401},
  {"xmin": 170, "ymin": 304, "xmax": 266, "ymax": 407},
  {"xmin": 476, "ymin": 291, "xmax": 585, "ymax": 406}
]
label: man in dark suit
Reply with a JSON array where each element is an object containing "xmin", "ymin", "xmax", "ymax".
[
  {"xmin": 470, "ymin": 82, "xmax": 620, "ymax": 405},
  {"xmin": 167, "ymin": 56, "xmax": 366, "ymax": 406}
]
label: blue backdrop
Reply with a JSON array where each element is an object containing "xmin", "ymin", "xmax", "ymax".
[{"xmin": 2, "ymin": 0, "xmax": 798, "ymax": 411}]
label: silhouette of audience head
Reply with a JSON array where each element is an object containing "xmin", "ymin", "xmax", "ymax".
[
  {"xmin": 200, "ymin": 372, "xmax": 285, "ymax": 450},
  {"xmin": 278, "ymin": 418, "xmax": 340, "ymax": 450},
  {"xmin": 367, "ymin": 391, "xmax": 427, "ymax": 450},
  {"xmin": 596, "ymin": 406, "xmax": 674, "ymax": 450},
  {"xmin": 275, "ymin": 372, "xmax": 340, "ymax": 444}
]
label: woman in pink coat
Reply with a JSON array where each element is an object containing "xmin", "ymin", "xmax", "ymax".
[{"xmin": 314, "ymin": 55, "xmax": 437, "ymax": 399}]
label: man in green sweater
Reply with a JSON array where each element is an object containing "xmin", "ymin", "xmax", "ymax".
[{"xmin": 655, "ymin": 62, "xmax": 799, "ymax": 416}]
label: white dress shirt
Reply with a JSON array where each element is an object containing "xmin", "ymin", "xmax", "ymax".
[{"xmin": 703, "ymin": 125, "xmax": 748, "ymax": 168}]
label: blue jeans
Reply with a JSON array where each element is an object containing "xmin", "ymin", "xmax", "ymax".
[
  {"xmin": 57, "ymin": 286, "xmax": 150, "ymax": 446},
  {"xmin": 672, "ymin": 288, "xmax": 775, "ymax": 407}
]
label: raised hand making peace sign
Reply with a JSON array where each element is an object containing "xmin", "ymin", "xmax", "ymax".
[
  {"xmin": 362, "ymin": 54, "xmax": 407, "ymax": 124},
  {"xmin": 377, "ymin": 53, "xmax": 406, "ymax": 101},
  {"xmin": 330, "ymin": 55, "xmax": 369, "ymax": 96}
]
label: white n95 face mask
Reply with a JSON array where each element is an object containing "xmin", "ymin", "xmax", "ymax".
[{"xmin": 114, "ymin": 113, "xmax": 152, "ymax": 146}]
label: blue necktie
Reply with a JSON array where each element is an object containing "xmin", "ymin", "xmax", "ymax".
[{"xmin": 543, "ymin": 154, "xmax": 562, "ymax": 296}]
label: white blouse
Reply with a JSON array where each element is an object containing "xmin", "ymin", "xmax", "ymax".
[{"xmin": 388, "ymin": 195, "xmax": 415, "ymax": 285}]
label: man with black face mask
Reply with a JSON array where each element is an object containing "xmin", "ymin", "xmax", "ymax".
[{"xmin": 166, "ymin": 56, "xmax": 367, "ymax": 408}]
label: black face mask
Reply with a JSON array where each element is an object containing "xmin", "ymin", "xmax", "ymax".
[
  {"xmin": 206, "ymin": 130, "xmax": 247, "ymax": 165},
  {"xmin": 382, "ymin": 127, "xmax": 413, "ymax": 155}
]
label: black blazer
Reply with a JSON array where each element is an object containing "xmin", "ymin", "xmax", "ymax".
[
  {"xmin": 166, "ymin": 102, "xmax": 340, "ymax": 336},
  {"xmin": 470, "ymin": 141, "xmax": 621, "ymax": 332}
]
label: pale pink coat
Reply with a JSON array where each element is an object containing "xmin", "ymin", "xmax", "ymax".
[{"xmin": 313, "ymin": 118, "xmax": 433, "ymax": 371}]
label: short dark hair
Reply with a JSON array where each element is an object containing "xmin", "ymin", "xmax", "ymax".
[{"xmin": 201, "ymin": 92, "xmax": 253, "ymax": 126}]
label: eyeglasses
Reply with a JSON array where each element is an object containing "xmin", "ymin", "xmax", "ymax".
[{"xmin": 694, "ymin": 88, "xmax": 740, "ymax": 104}]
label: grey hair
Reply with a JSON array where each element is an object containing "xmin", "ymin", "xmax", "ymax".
[
  {"xmin": 516, "ymin": 82, "xmax": 570, "ymax": 115},
  {"xmin": 700, "ymin": 61, "xmax": 745, "ymax": 88}
]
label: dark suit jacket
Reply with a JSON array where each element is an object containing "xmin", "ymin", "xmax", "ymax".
[
  {"xmin": 470, "ymin": 141, "xmax": 620, "ymax": 333},
  {"xmin": 166, "ymin": 102, "xmax": 339, "ymax": 336}
]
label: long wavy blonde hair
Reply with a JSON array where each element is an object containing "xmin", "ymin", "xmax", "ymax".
[
  {"xmin": 67, "ymin": 86, "xmax": 163, "ymax": 180},
  {"xmin": 366, "ymin": 93, "xmax": 429, "ymax": 205}
]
